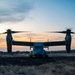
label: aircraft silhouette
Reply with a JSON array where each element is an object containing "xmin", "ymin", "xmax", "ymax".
[{"xmin": 1, "ymin": 29, "xmax": 75, "ymax": 57}]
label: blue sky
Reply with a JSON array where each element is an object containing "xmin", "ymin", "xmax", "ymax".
[
  {"xmin": 31, "ymin": 0, "xmax": 75, "ymax": 32},
  {"xmin": 0, "ymin": 0, "xmax": 75, "ymax": 51}
]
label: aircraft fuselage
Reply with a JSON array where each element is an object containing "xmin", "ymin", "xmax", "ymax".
[{"xmin": 31, "ymin": 42, "xmax": 48, "ymax": 57}]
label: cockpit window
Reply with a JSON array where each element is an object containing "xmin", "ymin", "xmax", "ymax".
[{"xmin": 34, "ymin": 46, "xmax": 42, "ymax": 49}]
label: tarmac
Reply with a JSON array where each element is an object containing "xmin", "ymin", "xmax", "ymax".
[{"xmin": 0, "ymin": 52, "xmax": 75, "ymax": 66}]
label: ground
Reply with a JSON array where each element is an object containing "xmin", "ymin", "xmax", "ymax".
[
  {"xmin": 0, "ymin": 51, "xmax": 75, "ymax": 75},
  {"xmin": 0, "ymin": 59, "xmax": 75, "ymax": 75}
]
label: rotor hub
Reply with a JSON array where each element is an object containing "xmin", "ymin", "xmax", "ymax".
[
  {"xmin": 7, "ymin": 29, "xmax": 12, "ymax": 34},
  {"xmin": 66, "ymin": 29, "xmax": 71, "ymax": 34}
]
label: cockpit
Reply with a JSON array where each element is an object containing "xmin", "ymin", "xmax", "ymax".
[{"xmin": 33, "ymin": 43, "xmax": 43, "ymax": 50}]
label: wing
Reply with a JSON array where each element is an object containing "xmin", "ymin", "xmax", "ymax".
[
  {"xmin": 12, "ymin": 40, "xmax": 34, "ymax": 46},
  {"xmin": 44, "ymin": 41, "xmax": 65, "ymax": 46}
]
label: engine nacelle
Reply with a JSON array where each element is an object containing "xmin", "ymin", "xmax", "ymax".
[
  {"xmin": 65, "ymin": 34, "xmax": 71, "ymax": 53},
  {"xmin": 6, "ymin": 29, "xmax": 13, "ymax": 53}
]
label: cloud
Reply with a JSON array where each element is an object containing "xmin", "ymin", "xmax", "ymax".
[{"xmin": 0, "ymin": 0, "xmax": 32, "ymax": 23}]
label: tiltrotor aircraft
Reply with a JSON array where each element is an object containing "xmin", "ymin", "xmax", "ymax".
[{"xmin": 1, "ymin": 29, "xmax": 75, "ymax": 57}]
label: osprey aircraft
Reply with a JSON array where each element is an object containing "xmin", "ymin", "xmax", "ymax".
[{"xmin": 1, "ymin": 29, "xmax": 75, "ymax": 57}]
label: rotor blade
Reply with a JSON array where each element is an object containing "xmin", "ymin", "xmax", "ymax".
[
  {"xmin": 71, "ymin": 32, "xmax": 75, "ymax": 34},
  {"xmin": 0, "ymin": 32, "xmax": 7, "ymax": 34},
  {"xmin": 47, "ymin": 31, "xmax": 66, "ymax": 33},
  {"xmin": 0, "ymin": 30, "xmax": 30, "ymax": 34},
  {"xmin": 47, "ymin": 28, "xmax": 75, "ymax": 34},
  {"xmin": 47, "ymin": 31, "xmax": 75, "ymax": 34},
  {"xmin": 11, "ymin": 31, "xmax": 27, "ymax": 33}
]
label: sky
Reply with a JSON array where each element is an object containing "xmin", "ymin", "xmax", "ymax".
[{"xmin": 0, "ymin": 0, "xmax": 75, "ymax": 52}]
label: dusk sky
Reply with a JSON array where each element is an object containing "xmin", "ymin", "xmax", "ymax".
[{"xmin": 0, "ymin": 0, "xmax": 75, "ymax": 52}]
